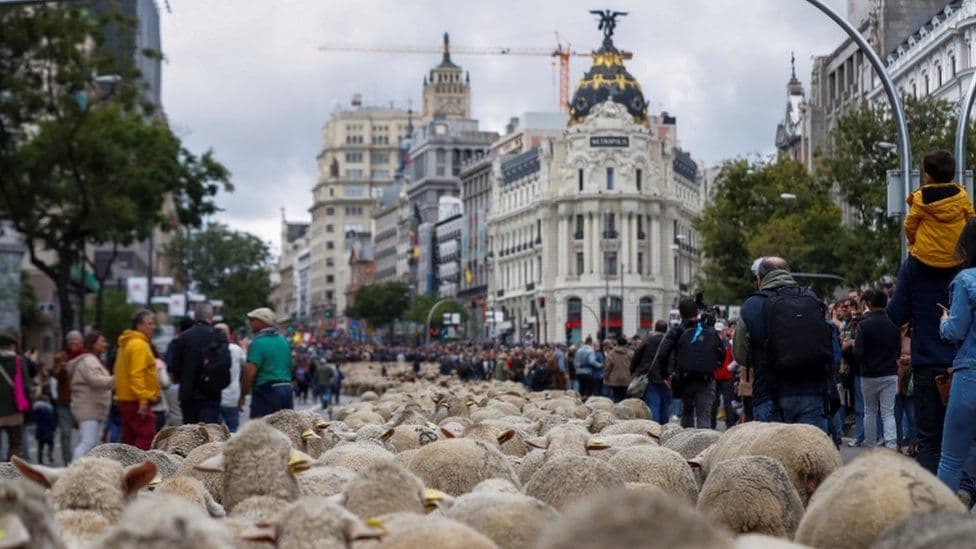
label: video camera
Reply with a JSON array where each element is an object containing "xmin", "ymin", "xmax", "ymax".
[{"xmin": 695, "ymin": 291, "xmax": 720, "ymax": 328}]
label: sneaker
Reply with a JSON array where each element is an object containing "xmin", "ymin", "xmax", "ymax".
[{"xmin": 847, "ymin": 439, "xmax": 863, "ymax": 448}]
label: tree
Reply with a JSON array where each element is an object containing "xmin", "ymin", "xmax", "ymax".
[
  {"xmin": 404, "ymin": 293, "xmax": 469, "ymax": 333},
  {"xmin": 817, "ymin": 95, "xmax": 975, "ymax": 286},
  {"xmin": 0, "ymin": 4, "xmax": 230, "ymax": 336},
  {"xmin": 697, "ymin": 157, "xmax": 843, "ymax": 303},
  {"xmin": 345, "ymin": 281, "xmax": 410, "ymax": 331},
  {"xmin": 85, "ymin": 288, "xmax": 135, "ymax": 346},
  {"xmin": 163, "ymin": 222, "xmax": 272, "ymax": 330}
]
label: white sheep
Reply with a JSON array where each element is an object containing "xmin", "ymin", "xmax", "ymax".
[
  {"xmin": 407, "ymin": 438, "xmax": 519, "ymax": 496},
  {"xmin": 606, "ymin": 445, "xmax": 699, "ymax": 505},
  {"xmin": 523, "ymin": 455, "xmax": 625, "ymax": 511}
]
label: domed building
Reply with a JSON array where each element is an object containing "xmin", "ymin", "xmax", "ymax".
[{"xmin": 485, "ymin": 18, "xmax": 703, "ymax": 344}]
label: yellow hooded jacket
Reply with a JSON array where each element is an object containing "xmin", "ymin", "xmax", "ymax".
[
  {"xmin": 905, "ymin": 183, "xmax": 975, "ymax": 268},
  {"xmin": 113, "ymin": 329, "xmax": 159, "ymax": 405}
]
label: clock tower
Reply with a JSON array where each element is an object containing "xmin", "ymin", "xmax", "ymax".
[{"xmin": 422, "ymin": 33, "xmax": 471, "ymax": 121}]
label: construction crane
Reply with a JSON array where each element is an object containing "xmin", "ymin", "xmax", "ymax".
[{"xmin": 318, "ymin": 34, "xmax": 632, "ymax": 113}]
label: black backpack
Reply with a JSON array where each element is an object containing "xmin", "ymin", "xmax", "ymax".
[
  {"xmin": 760, "ymin": 287, "xmax": 833, "ymax": 375},
  {"xmin": 197, "ymin": 328, "xmax": 232, "ymax": 399},
  {"xmin": 673, "ymin": 323, "xmax": 724, "ymax": 375}
]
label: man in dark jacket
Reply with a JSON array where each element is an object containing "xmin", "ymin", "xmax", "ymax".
[
  {"xmin": 849, "ymin": 290, "xmax": 900, "ymax": 449},
  {"xmin": 631, "ymin": 320, "xmax": 669, "ymax": 423},
  {"xmin": 887, "ymin": 250, "xmax": 959, "ymax": 474},
  {"xmin": 169, "ymin": 302, "xmax": 230, "ymax": 424},
  {"xmin": 733, "ymin": 257, "xmax": 831, "ymax": 433}
]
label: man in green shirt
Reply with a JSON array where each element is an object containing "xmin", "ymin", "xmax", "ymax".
[{"xmin": 239, "ymin": 307, "xmax": 293, "ymax": 418}]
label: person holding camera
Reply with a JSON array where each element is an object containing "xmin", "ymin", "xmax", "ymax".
[
  {"xmin": 651, "ymin": 298, "xmax": 723, "ymax": 428},
  {"xmin": 733, "ymin": 257, "xmax": 833, "ymax": 433}
]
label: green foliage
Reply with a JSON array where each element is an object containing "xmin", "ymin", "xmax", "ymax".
[
  {"xmin": 404, "ymin": 293, "xmax": 468, "ymax": 327},
  {"xmin": 86, "ymin": 289, "xmax": 135, "ymax": 346},
  {"xmin": 697, "ymin": 157, "xmax": 843, "ymax": 303},
  {"xmin": 0, "ymin": 3, "xmax": 230, "ymax": 335},
  {"xmin": 818, "ymin": 95, "xmax": 976, "ymax": 286},
  {"xmin": 163, "ymin": 223, "xmax": 272, "ymax": 330},
  {"xmin": 345, "ymin": 281, "xmax": 410, "ymax": 328},
  {"xmin": 18, "ymin": 272, "xmax": 41, "ymax": 330}
]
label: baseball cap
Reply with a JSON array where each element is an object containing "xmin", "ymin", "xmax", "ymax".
[{"xmin": 246, "ymin": 307, "xmax": 277, "ymax": 325}]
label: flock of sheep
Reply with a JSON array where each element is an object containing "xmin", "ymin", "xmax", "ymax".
[{"xmin": 0, "ymin": 361, "xmax": 973, "ymax": 549}]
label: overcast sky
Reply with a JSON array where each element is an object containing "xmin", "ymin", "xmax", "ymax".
[{"xmin": 160, "ymin": 0, "xmax": 847, "ymax": 255}]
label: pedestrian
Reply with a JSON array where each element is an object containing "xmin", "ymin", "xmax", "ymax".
[
  {"xmin": 31, "ymin": 394, "xmax": 56, "ymax": 464},
  {"xmin": 895, "ymin": 325, "xmax": 917, "ymax": 456},
  {"xmin": 52, "ymin": 330, "xmax": 83, "ymax": 465},
  {"xmin": 332, "ymin": 364, "xmax": 344, "ymax": 405},
  {"xmin": 575, "ymin": 337, "xmax": 597, "ymax": 397},
  {"xmin": 849, "ymin": 290, "xmax": 900, "ymax": 449},
  {"xmin": 239, "ymin": 307, "xmax": 293, "ymax": 419},
  {"xmin": 113, "ymin": 309, "xmax": 160, "ymax": 450},
  {"xmin": 655, "ymin": 299, "xmax": 722, "ymax": 428},
  {"xmin": 69, "ymin": 330, "xmax": 113, "ymax": 461},
  {"xmin": 215, "ymin": 323, "xmax": 243, "ymax": 433},
  {"xmin": 711, "ymin": 322, "xmax": 739, "ymax": 429},
  {"xmin": 592, "ymin": 341, "xmax": 607, "ymax": 398},
  {"xmin": 151, "ymin": 346, "xmax": 171, "ymax": 431},
  {"xmin": 938, "ymin": 218, "xmax": 976, "ymax": 496},
  {"xmin": 905, "ymin": 149, "xmax": 975, "ymax": 269},
  {"xmin": 0, "ymin": 333, "xmax": 30, "ymax": 461},
  {"xmin": 163, "ymin": 317, "xmax": 193, "ymax": 427},
  {"xmin": 603, "ymin": 337, "xmax": 633, "ymax": 403},
  {"xmin": 552, "ymin": 344, "xmax": 567, "ymax": 390},
  {"xmin": 170, "ymin": 302, "xmax": 231, "ymax": 424},
  {"xmin": 314, "ymin": 359, "xmax": 336, "ymax": 411},
  {"xmin": 733, "ymin": 257, "xmax": 833, "ymax": 433},
  {"xmin": 632, "ymin": 320, "xmax": 670, "ymax": 424}
]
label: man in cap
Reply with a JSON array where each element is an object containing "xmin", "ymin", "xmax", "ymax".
[{"xmin": 239, "ymin": 307, "xmax": 293, "ymax": 418}]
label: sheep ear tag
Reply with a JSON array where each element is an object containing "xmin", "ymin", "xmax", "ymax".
[
  {"xmin": 10, "ymin": 456, "xmax": 61, "ymax": 489},
  {"xmin": 288, "ymin": 450, "xmax": 313, "ymax": 475},
  {"xmin": 423, "ymin": 488, "xmax": 447, "ymax": 512},
  {"xmin": 123, "ymin": 460, "xmax": 158, "ymax": 497},
  {"xmin": 300, "ymin": 429, "xmax": 321, "ymax": 441},
  {"xmin": 147, "ymin": 474, "xmax": 163, "ymax": 491},
  {"xmin": 349, "ymin": 518, "xmax": 386, "ymax": 540},
  {"xmin": 240, "ymin": 522, "xmax": 278, "ymax": 542},
  {"xmin": 586, "ymin": 439, "xmax": 610, "ymax": 451},
  {"xmin": 0, "ymin": 512, "xmax": 31, "ymax": 549},
  {"xmin": 194, "ymin": 453, "xmax": 226, "ymax": 473}
]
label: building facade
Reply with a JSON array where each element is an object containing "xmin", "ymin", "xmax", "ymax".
[
  {"xmin": 434, "ymin": 197, "xmax": 463, "ymax": 297},
  {"xmin": 775, "ymin": 60, "xmax": 810, "ymax": 165},
  {"xmin": 487, "ymin": 32, "xmax": 702, "ymax": 345}
]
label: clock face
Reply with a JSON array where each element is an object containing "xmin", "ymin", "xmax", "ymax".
[{"xmin": 437, "ymin": 96, "xmax": 464, "ymax": 115}]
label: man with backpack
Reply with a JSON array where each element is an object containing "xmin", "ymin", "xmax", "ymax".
[
  {"xmin": 652, "ymin": 299, "xmax": 724, "ymax": 428},
  {"xmin": 169, "ymin": 302, "xmax": 232, "ymax": 424},
  {"xmin": 733, "ymin": 257, "xmax": 833, "ymax": 433}
]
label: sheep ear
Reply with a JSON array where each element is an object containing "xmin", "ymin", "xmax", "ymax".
[
  {"xmin": 151, "ymin": 426, "xmax": 175, "ymax": 449},
  {"xmin": 194, "ymin": 453, "xmax": 226, "ymax": 473},
  {"xmin": 439, "ymin": 427, "xmax": 456, "ymax": 439},
  {"xmin": 478, "ymin": 397, "xmax": 489, "ymax": 407},
  {"xmin": 0, "ymin": 512, "xmax": 31, "ymax": 547},
  {"xmin": 348, "ymin": 518, "xmax": 386, "ymax": 541},
  {"xmin": 380, "ymin": 428, "xmax": 395, "ymax": 441},
  {"xmin": 204, "ymin": 493, "xmax": 226, "ymax": 518},
  {"xmin": 123, "ymin": 461, "xmax": 158, "ymax": 497},
  {"xmin": 646, "ymin": 430, "xmax": 661, "ymax": 441},
  {"xmin": 525, "ymin": 436, "xmax": 548, "ymax": 449},
  {"xmin": 11, "ymin": 456, "xmax": 61, "ymax": 489},
  {"xmin": 240, "ymin": 521, "xmax": 278, "ymax": 542},
  {"xmin": 496, "ymin": 429, "xmax": 516, "ymax": 445},
  {"xmin": 687, "ymin": 458, "xmax": 703, "ymax": 470}
]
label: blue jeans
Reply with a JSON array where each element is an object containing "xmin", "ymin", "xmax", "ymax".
[
  {"xmin": 250, "ymin": 383, "xmax": 294, "ymax": 419},
  {"xmin": 754, "ymin": 394, "xmax": 828, "ymax": 434},
  {"xmin": 895, "ymin": 393, "xmax": 916, "ymax": 446},
  {"xmin": 851, "ymin": 375, "xmax": 865, "ymax": 442},
  {"xmin": 317, "ymin": 385, "xmax": 333, "ymax": 408},
  {"xmin": 220, "ymin": 406, "xmax": 240, "ymax": 433},
  {"xmin": 643, "ymin": 382, "xmax": 672, "ymax": 424},
  {"xmin": 937, "ymin": 367, "xmax": 976, "ymax": 492}
]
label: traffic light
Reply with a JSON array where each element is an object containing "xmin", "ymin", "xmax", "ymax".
[
  {"xmin": 538, "ymin": 297, "xmax": 546, "ymax": 308},
  {"xmin": 324, "ymin": 309, "xmax": 332, "ymax": 319},
  {"xmin": 565, "ymin": 322, "xmax": 572, "ymax": 344},
  {"xmin": 429, "ymin": 327, "xmax": 438, "ymax": 337}
]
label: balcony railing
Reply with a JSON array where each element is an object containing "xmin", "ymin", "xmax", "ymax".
[
  {"xmin": 573, "ymin": 231, "xmax": 584, "ymax": 240},
  {"xmin": 602, "ymin": 230, "xmax": 618, "ymax": 239},
  {"xmin": 637, "ymin": 231, "xmax": 646, "ymax": 240}
]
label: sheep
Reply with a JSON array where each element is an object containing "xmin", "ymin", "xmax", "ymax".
[
  {"xmin": 358, "ymin": 515, "xmax": 498, "ymax": 549},
  {"xmin": 295, "ymin": 465, "xmax": 356, "ymax": 498},
  {"xmin": 462, "ymin": 423, "xmax": 528, "ymax": 457},
  {"xmin": 583, "ymin": 409, "xmax": 617, "ymax": 433},
  {"xmin": 0, "ymin": 479, "xmax": 64, "ymax": 549},
  {"xmin": 658, "ymin": 422, "xmax": 685, "ymax": 444},
  {"xmin": 152, "ymin": 423, "xmax": 229, "ymax": 458},
  {"xmin": 344, "ymin": 410, "xmax": 388, "ymax": 429},
  {"xmin": 616, "ymin": 398, "xmax": 652, "ymax": 419},
  {"xmin": 733, "ymin": 534, "xmax": 811, "ymax": 548},
  {"xmin": 145, "ymin": 449, "xmax": 183, "ymax": 479},
  {"xmin": 441, "ymin": 491, "xmax": 558, "ymax": 549},
  {"xmin": 227, "ymin": 495, "xmax": 290, "ymax": 521},
  {"xmin": 261, "ymin": 409, "xmax": 330, "ymax": 458},
  {"xmin": 536, "ymin": 488, "xmax": 733, "ymax": 549},
  {"xmin": 381, "ymin": 423, "xmax": 443, "ymax": 452},
  {"xmin": 317, "ymin": 441, "xmax": 396, "ymax": 472},
  {"xmin": 662, "ymin": 428, "xmax": 721, "ymax": 459},
  {"xmin": 361, "ymin": 390, "xmax": 379, "ymax": 401},
  {"xmin": 599, "ymin": 419, "xmax": 662, "ymax": 437},
  {"xmin": 176, "ymin": 441, "xmax": 226, "ymax": 503},
  {"xmin": 193, "ymin": 420, "xmax": 311, "ymax": 512},
  {"xmin": 236, "ymin": 496, "xmax": 384, "ymax": 548},
  {"xmin": 696, "ymin": 456, "xmax": 804, "ymax": 539},
  {"xmin": 394, "ymin": 448, "xmax": 419, "ymax": 469},
  {"xmin": 606, "ymin": 446, "xmax": 699, "ymax": 505},
  {"xmin": 870, "ymin": 511, "xmax": 976, "ymax": 549},
  {"xmin": 795, "ymin": 450, "xmax": 967, "ymax": 549},
  {"xmin": 155, "ymin": 475, "xmax": 227, "ymax": 518},
  {"xmin": 12, "ymin": 456, "xmax": 156, "ymax": 545},
  {"xmin": 96, "ymin": 494, "xmax": 235, "ymax": 549},
  {"xmin": 0, "ymin": 462, "xmax": 19, "ymax": 481},
  {"xmin": 333, "ymin": 462, "xmax": 427, "ymax": 518},
  {"xmin": 471, "ymin": 477, "xmax": 521, "ymax": 495},
  {"xmin": 583, "ymin": 396, "xmax": 615, "ymax": 412},
  {"xmin": 86, "ymin": 443, "xmax": 147, "ymax": 466},
  {"xmin": 611, "ymin": 403, "xmax": 637, "ymax": 420},
  {"xmin": 524, "ymin": 455, "xmax": 625, "ymax": 511},
  {"xmin": 407, "ymin": 438, "xmax": 520, "ymax": 497},
  {"xmin": 694, "ymin": 422, "xmax": 841, "ymax": 504}
]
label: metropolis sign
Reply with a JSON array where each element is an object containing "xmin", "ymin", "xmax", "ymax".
[{"xmin": 589, "ymin": 136, "xmax": 629, "ymax": 147}]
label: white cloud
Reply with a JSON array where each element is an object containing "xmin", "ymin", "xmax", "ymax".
[{"xmin": 161, "ymin": 0, "xmax": 848, "ymax": 247}]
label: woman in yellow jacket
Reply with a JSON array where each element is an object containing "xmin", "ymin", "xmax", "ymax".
[{"xmin": 113, "ymin": 310, "xmax": 160, "ymax": 450}]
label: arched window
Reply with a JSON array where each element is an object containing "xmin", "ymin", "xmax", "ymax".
[
  {"xmin": 639, "ymin": 297, "xmax": 654, "ymax": 336},
  {"xmin": 600, "ymin": 296, "xmax": 623, "ymax": 340}
]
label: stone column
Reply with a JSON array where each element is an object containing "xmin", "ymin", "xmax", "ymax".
[{"xmin": 651, "ymin": 213, "xmax": 661, "ymax": 278}]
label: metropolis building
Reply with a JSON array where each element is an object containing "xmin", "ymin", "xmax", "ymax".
[{"xmin": 486, "ymin": 26, "xmax": 703, "ymax": 345}]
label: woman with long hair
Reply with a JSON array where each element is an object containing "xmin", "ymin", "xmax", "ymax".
[
  {"xmin": 69, "ymin": 330, "xmax": 114, "ymax": 460},
  {"xmin": 937, "ymin": 218, "xmax": 976, "ymax": 495}
]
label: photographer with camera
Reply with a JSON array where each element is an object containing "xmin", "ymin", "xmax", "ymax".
[
  {"xmin": 732, "ymin": 257, "xmax": 834, "ymax": 433},
  {"xmin": 651, "ymin": 297, "xmax": 723, "ymax": 428}
]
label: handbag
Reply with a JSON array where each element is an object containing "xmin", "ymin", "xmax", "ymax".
[
  {"xmin": 935, "ymin": 371, "xmax": 952, "ymax": 406},
  {"xmin": 627, "ymin": 335, "xmax": 666, "ymax": 399},
  {"xmin": 0, "ymin": 356, "xmax": 31, "ymax": 413}
]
